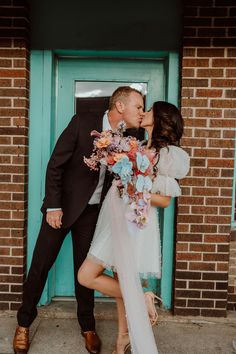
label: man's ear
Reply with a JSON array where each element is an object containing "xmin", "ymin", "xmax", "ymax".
[{"xmin": 115, "ymin": 100, "xmax": 125, "ymax": 114}]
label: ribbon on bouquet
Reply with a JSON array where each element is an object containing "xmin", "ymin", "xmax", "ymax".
[{"xmin": 108, "ymin": 183, "xmax": 159, "ymax": 354}]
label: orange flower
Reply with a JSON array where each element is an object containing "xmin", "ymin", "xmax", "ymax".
[
  {"xmin": 107, "ymin": 155, "xmax": 116, "ymax": 165},
  {"xmin": 113, "ymin": 153, "xmax": 126, "ymax": 162},
  {"xmin": 129, "ymin": 139, "xmax": 138, "ymax": 150},
  {"xmin": 96, "ymin": 137, "xmax": 111, "ymax": 149}
]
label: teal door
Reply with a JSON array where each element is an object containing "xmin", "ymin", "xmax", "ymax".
[{"xmin": 28, "ymin": 51, "xmax": 179, "ymax": 308}]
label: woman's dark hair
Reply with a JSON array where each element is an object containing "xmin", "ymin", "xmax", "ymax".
[{"xmin": 151, "ymin": 101, "xmax": 184, "ymax": 151}]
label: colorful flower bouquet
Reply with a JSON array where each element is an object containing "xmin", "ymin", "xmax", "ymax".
[{"xmin": 84, "ymin": 122, "xmax": 158, "ymax": 229}]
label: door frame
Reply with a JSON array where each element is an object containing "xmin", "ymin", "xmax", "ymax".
[{"xmin": 28, "ymin": 50, "xmax": 179, "ymax": 308}]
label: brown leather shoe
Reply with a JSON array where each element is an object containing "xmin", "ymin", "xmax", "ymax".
[
  {"xmin": 81, "ymin": 330, "xmax": 101, "ymax": 354},
  {"xmin": 13, "ymin": 326, "xmax": 29, "ymax": 354}
]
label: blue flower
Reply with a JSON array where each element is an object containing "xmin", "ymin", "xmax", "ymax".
[
  {"xmin": 112, "ymin": 156, "xmax": 133, "ymax": 186},
  {"xmin": 136, "ymin": 152, "xmax": 150, "ymax": 173},
  {"xmin": 136, "ymin": 175, "xmax": 152, "ymax": 192}
]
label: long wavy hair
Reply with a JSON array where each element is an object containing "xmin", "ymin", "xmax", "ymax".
[{"xmin": 150, "ymin": 101, "xmax": 184, "ymax": 151}]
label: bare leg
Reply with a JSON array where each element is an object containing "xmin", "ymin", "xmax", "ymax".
[
  {"xmin": 78, "ymin": 258, "xmax": 122, "ymax": 298},
  {"xmin": 113, "ymin": 272, "xmax": 128, "ymax": 334},
  {"xmin": 78, "ymin": 260, "xmax": 130, "ymax": 353}
]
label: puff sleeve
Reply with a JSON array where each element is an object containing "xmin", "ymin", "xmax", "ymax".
[{"xmin": 151, "ymin": 146, "xmax": 190, "ymax": 197}]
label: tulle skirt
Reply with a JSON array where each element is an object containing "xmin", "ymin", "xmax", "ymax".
[{"xmin": 88, "ymin": 187, "xmax": 162, "ymax": 279}]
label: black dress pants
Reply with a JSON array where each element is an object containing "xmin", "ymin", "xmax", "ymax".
[{"xmin": 17, "ymin": 204, "xmax": 100, "ymax": 331}]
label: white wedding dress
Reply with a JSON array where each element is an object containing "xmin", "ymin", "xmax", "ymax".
[
  {"xmin": 87, "ymin": 145, "xmax": 190, "ymax": 354},
  {"xmin": 88, "ymin": 145, "xmax": 190, "ymax": 277}
]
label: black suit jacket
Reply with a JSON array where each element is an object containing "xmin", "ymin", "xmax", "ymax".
[{"xmin": 41, "ymin": 113, "xmax": 144, "ymax": 228}]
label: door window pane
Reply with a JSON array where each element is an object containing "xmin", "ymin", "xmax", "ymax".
[{"xmin": 75, "ymin": 81, "xmax": 147, "ymax": 118}]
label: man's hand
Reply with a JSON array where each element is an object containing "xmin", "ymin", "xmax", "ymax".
[{"xmin": 46, "ymin": 210, "xmax": 63, "ymax": 229}]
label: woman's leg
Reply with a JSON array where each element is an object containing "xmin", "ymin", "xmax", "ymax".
[
  {"xmin": 113, "ymin": 272, "xmax": 128, "ymax": 334},
  {"xmin": 78, "ymin": 258, "xmax": 122, "ymax": 298}
]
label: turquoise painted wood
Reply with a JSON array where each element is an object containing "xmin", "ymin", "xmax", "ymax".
[
  {"xmin": 28, "ymin": 50, "xmax": 55, "ymax": 305},
  {"xmin": 28, "ymin": 50, "xmax": 179, "ymax": 309},
  {"xmin": 55, "ymin": 58, "xmax": 165, "ymax": 298},
  {"xmin": 160, "ymin": 52, "xmax": 180, "ymax": 308}
]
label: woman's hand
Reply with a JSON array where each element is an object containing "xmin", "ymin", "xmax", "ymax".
[{"xmin": 150, "ymin": 194, "xmax": 171, "ymax": 208}]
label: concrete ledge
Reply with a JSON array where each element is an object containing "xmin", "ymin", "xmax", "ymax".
[{"xmin": 1, "ymin": 300, "xmax": 236, "ymax": 325}]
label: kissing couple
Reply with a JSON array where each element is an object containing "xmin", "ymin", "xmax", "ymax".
[{"xmin": 13, "ymin": 86, "xmax": 189, "ymax": 354}]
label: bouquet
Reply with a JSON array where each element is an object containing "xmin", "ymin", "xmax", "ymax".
[{"xmin": 84, "ymin": 122, "xmax": 158, "ymax": 229}]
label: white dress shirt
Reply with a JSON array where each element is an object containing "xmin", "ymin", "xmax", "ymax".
[{"xmin": 47, "ymin": 111, "xmax": 112, "ymax": 211}]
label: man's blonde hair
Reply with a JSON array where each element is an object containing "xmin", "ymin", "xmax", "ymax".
[{"xmin": 109, "ymin": 86, "xmax": 143, "ymax": 110}]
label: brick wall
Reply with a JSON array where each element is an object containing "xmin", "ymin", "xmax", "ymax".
[
  {"xmin": 175, "ymin": 0, "xmax": 236, "ymax": 316},
  {"xmin": 228, "ymin": 229, "xmax": 236, "ymax": 310},
  {"xmin": 0, "ymin": 0, "xmax": 30, "ymax": 310}
]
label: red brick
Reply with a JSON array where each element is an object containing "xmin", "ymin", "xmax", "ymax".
[
  {"xmin": 207, "ymin": 178, "xmax": 233, "ymax": 187},
  {"xmin": 182, "ymin": 137, "xmax": 206, "ymax": 147},
  {"xmin": 174, "ymin": 308, "xmax": 201, "ymax": 316},
  {"xmin": 208, "ymin": 139, "xmax": 234, "ymax": 148},
  {"xmin": 224, "ymin": 110, "xmax": 236, "ymax": 118},
  {"xmin": 206, "ymin": 197, "xmax": 232, "ymax": 206},
  {"xmin": 188, "ymin": 299, "xmax": 214, "ymax": 308},
  {"xmin": 226, "ymin": 69, "xmax": 236, "ymax": 77},
  {"xmin": 181, "ymin": 108, "xmax": 193, "ymax": 117},
  {"xmin": 210, "ymin": 119, "xmax": 235, "ymax": 128},
  {"xmin": 226, "ymin": 90, "xmax": 236, "ymax": 98},
  {"xmin": 195, "ymin": 109, "xmax": 222, "ymax": 118},
  {"xmin": 177, "ymin": 234, "xmax": 203, "ymax": 242},
  {"xmin": 208, "ymin": 159, "xmax": 234, "ymax": 168},
  {"xmin": 191, "ymin": 224, "xmax": 217, "ymax": 233},
  {"xmin": 182, "ymin": 79, "xmax": 208, "ymax": 88},
  {"xmin": 0, "ymin": 69, "xmax": 27, "ymax": 78},
  {"xmin": 175, "ymin": 280, "xmax": 187, "ymax": 289},
  {"xmin": 176, "ymin": 253, "xmax": 202, "ymax": 261},
  {"xmin": 217, "ymin": 263, "xmax": 229, "ymax": 272},
  {"xmin": 203, "ymin": 272, "xmax": 228, "ymax": 281},
  {"xmin": 189, "ymin": 281, "xmax": 214, "ymax": 290},
  {"xmin": 0, "ymin": 303, "xmax": 9, "ymax": 310},
  {"xmin": 182, "ymin": 58, "xmax": 209, "ymax": 67},
  {"xmin": 189, "ymin": 262, "xmax": 215, "ymax": 271},
  {"xmin": 193, "ymin": 168, "xmax": 220, "ymax": 177},
  {"xmin": 211, "ymin": 80, "xmax": 236, "ymax": 89},
  {"xmin": 214, "ymin": 18, "xmax": 236, "ymax": 27},
  {"xmin": 176, "ymin": 261, "xmax": 188, "ymax": 269},
  {"xmin": 201, "ymin": 309, "xmax": 226, "ymax": 317},
  {"xmin": 194, "ymin": 129, "xmax": 221, "ymax": 138},
  {"xmin": 184, "ymin": 118, "xmax": 207, "ymax": 127},
  {"xmin": 182, "ymin": 69, "xmax": 195, "ymax": 78},
  {"xmin": 203, "ymin": 291, "xmax": 227, "ymax": 300},
  {"xmin": 196, "ymin": 89, "xmax": 223, "ymax": 98},
  {"xmin": 204, "ymin": 234, "xmax": 229, "ymax": 243},
  {"xmin": 179, "ymin": 196, "xmax": 205, "ymax": 206},
  {"xmin": 176, "ymin": 289, "xmax": 201, "ymax": 298},
  {"xmin": 181, "ymin": 177, "xmax": 205, "ymax": 186},
  {"xmin": 197, "ymin": 48, "xmax": 225, "ymax": 57},
  {"xmin": 219, "ymin": 207, "xmax": 232, "ymax": 215},
  {"xmin": 175, "ymin": 271, "xmax": 201, "ymax": 280},
  {"xmin": 193, "ymin": 149, "xmax": 220, "ymax": 158},
  {"xmin": 197, "ymin": 69, "xmax": 224, "ymax": 78},
  {"xmin": 203, "ymin": 253, "xmax": 229, "ymax": 262},
  {"xmin": 192, "ymin": 206, "xmax": 218, "ymax": 214}
]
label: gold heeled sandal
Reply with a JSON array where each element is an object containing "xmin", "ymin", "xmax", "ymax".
[
  {"xmin": 144, "ymin": 291, "xmax": 162, "ymax": 327},
  {"xmin": 112, "ymin": 332, "xmax": 130, "ymax": 354}
]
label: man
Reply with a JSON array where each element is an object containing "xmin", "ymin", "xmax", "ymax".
[{"xmin": 13, "ymin": 86, "xmax": 144, "ymax": 354}]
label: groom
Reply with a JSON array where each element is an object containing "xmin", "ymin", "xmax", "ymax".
[{"xmin": 13, "ymin": 86, "xmax": 144, "ymax": 354}]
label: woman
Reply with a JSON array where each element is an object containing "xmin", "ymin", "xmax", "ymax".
[{"xmin": 78, "ymin": 101, "xmax": 190, "ymax": 354}]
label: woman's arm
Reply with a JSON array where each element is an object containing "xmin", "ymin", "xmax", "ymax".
[{"xmin": 150, "ymin": 193, "xmax": 171, "ymax": 208}]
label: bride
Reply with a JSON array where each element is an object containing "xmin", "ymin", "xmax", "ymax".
[{"xmin": 78, "ymin": 101, "xmax": 190, "ymax": 354}]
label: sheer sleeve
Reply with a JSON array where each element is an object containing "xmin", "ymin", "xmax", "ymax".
[{"xmin": 151, "ymin": 146, "xmax": 190, "ymax": 197}]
